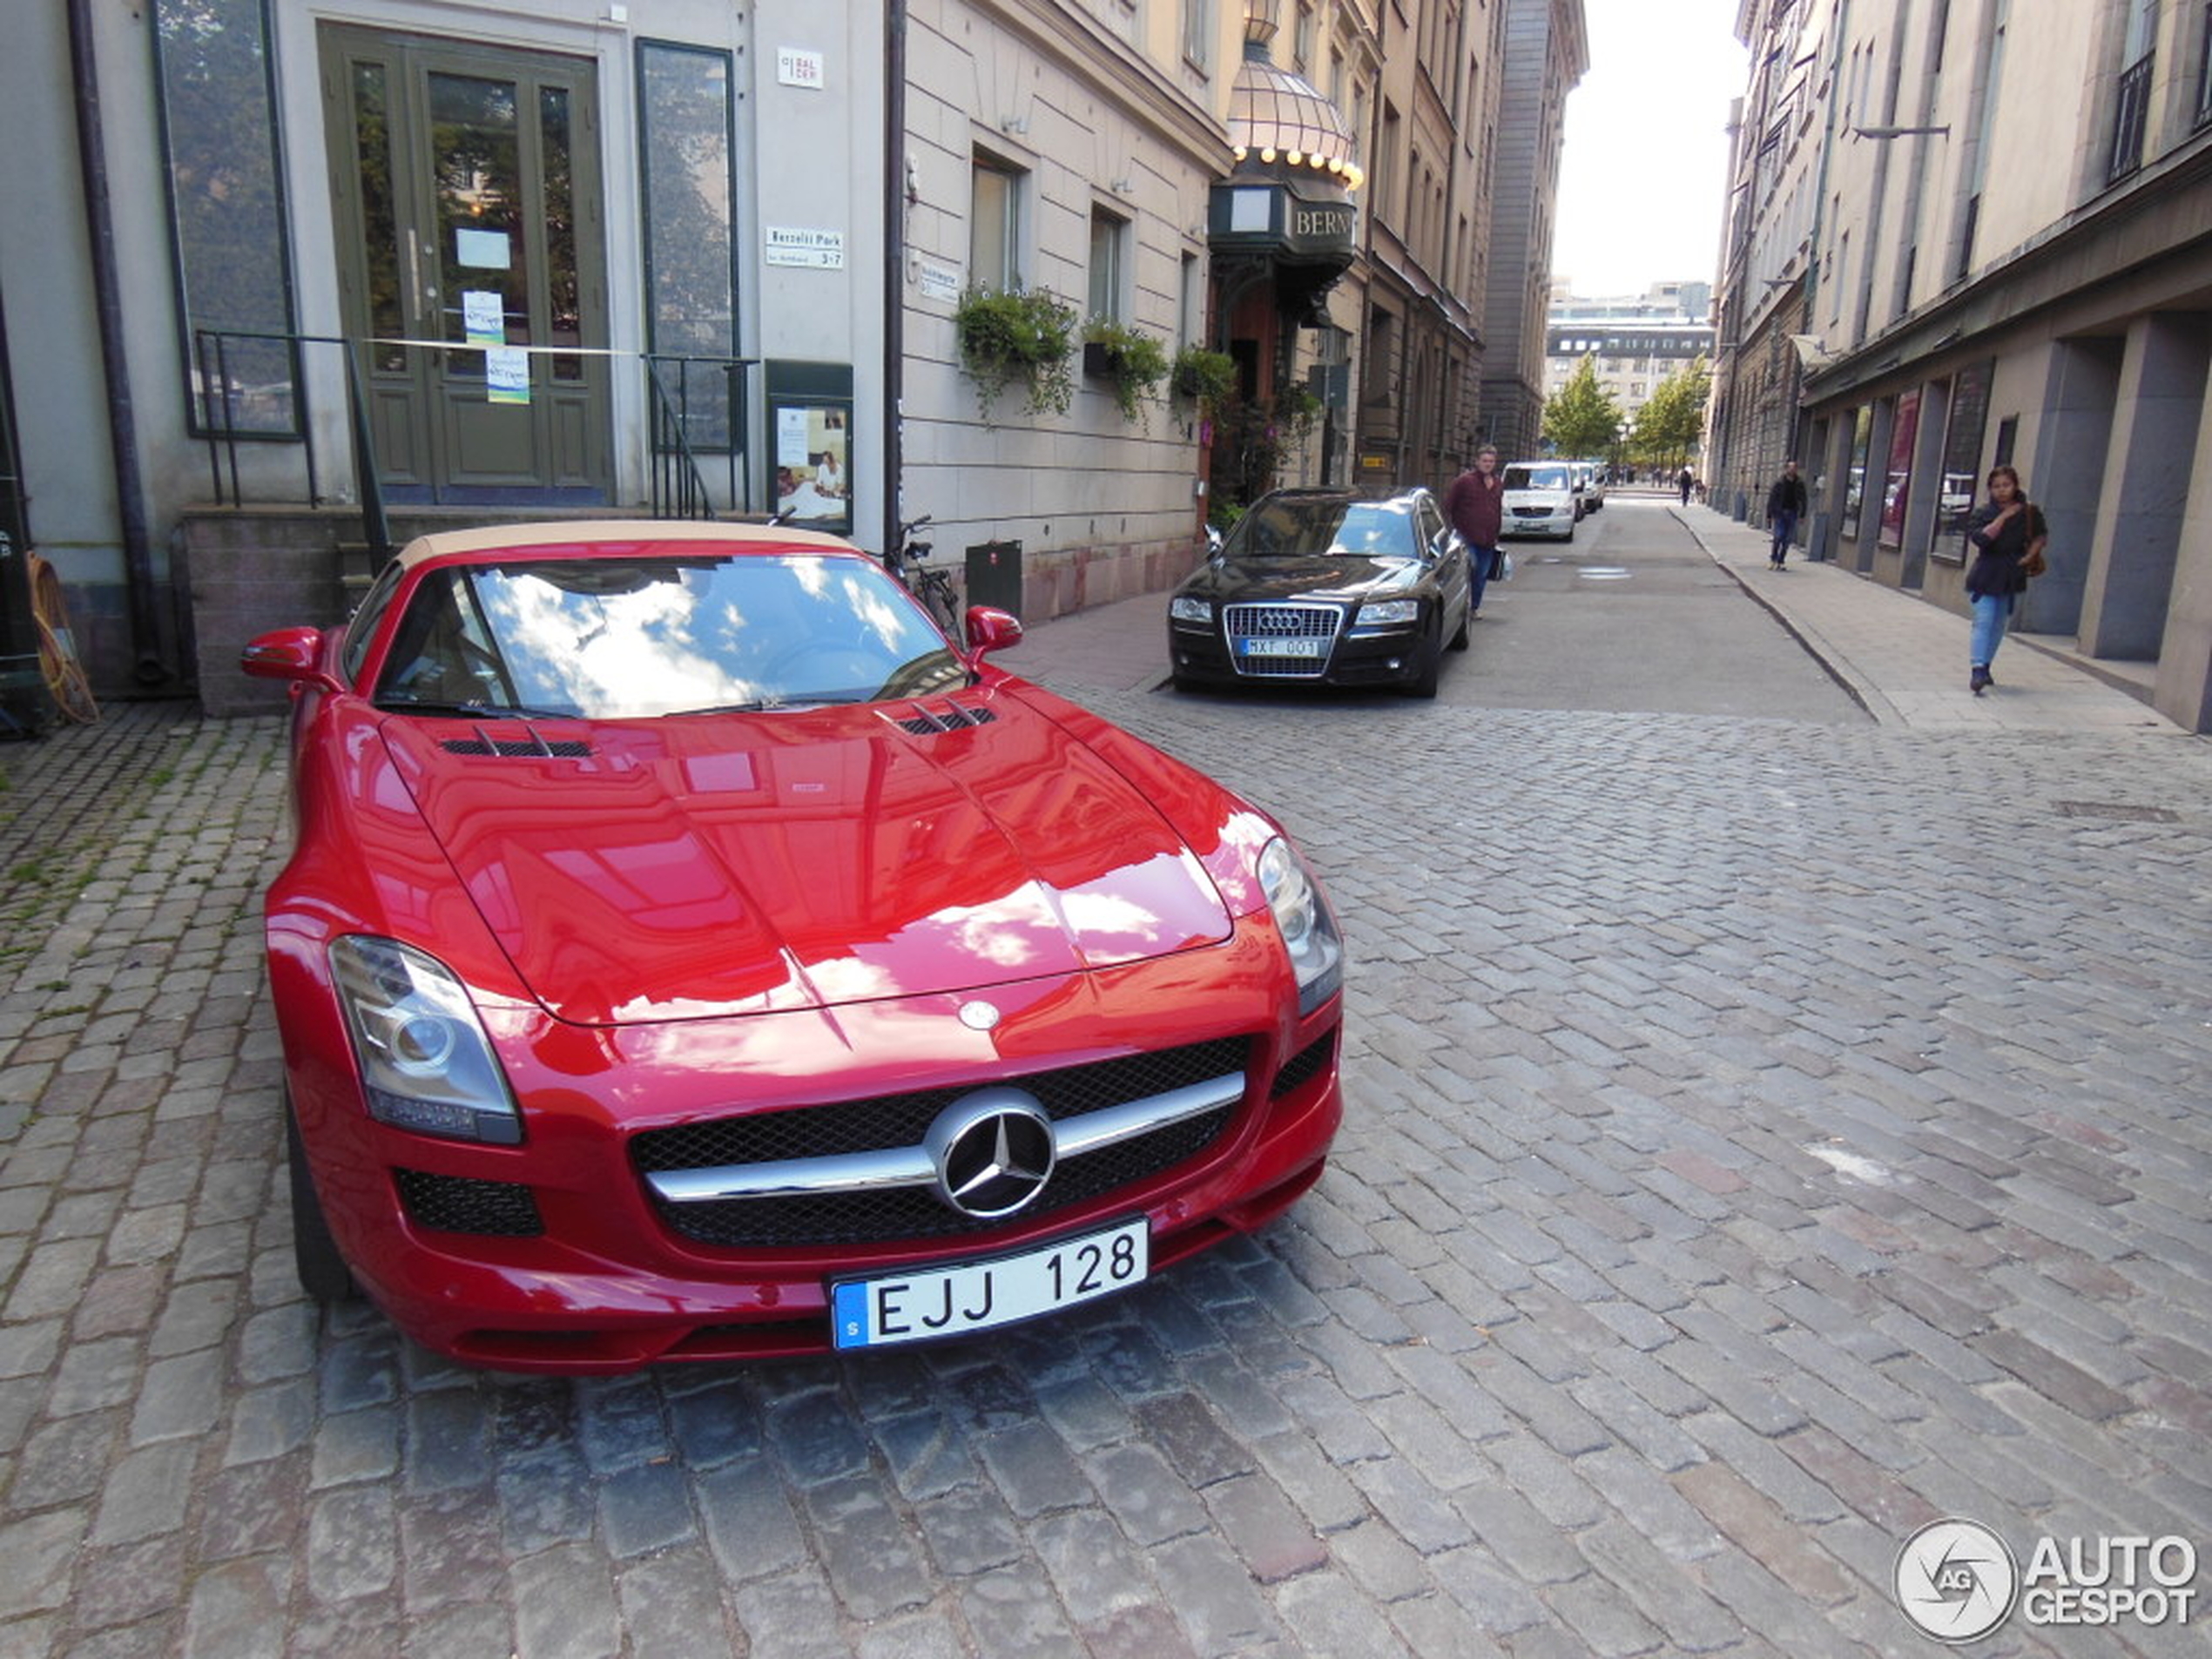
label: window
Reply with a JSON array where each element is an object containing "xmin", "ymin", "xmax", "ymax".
[
  {"xmin": 970, "ymin": 152, "xmax": 1022, "ymax": 292},
  {"xmin": 1089, "ymin": 209, "xmax": 1127, "ymax": 322},
  {"xmin": 640, "ymin": 42, "xmax": 738, "ymax": 449},
  {"xmin": 2108, "ymin": 0, "xmax": 2158, "ymax": 181},
  {"xmin": 1181, "ymin": 0, "xmax": 1213, "ymax": 71},
  {"xmin": 1178, "ymin": 252, "xmax": 1203, "ymax": 349},
  {"xmin": 154, "ymin": 0, "xmax": 299, "ymax": 435},
  {"xmin": 2197, "ymin": 0, "xmax": 2212, "ymax": 128}
]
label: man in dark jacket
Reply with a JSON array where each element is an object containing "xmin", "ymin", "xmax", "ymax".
[
  {"xmin": 1443, "ymin": 444, "xmax": 1506, "ymax": 617},
  {"xmin": 1766, "ymin": 460, "xmax": 1808, "ymax": 568}
]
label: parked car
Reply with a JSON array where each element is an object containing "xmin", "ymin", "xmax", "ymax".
[
  {"xmin": 1501, "ymin": 461, "xmax": 1579, "ymax": 540},
  {"xmin": 1166, "ymin": 487, "xmax": 1474, "ymax": 698},
  {"xmin": 1573, "ymin": 461, "xmax": 1605, "ymax": 514},
  {"xmin": 242, "ymin": 521, "xmax": 1345, "ymax": 1371}
]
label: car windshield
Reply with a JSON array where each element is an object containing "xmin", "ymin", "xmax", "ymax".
[
  {"xmin": 1504, "ymin": 464, "xmax": 1570, "ymax": 490},
  {"xmin": 1224, "ymin": 496, "xmax": 1420, "ymax": 560},
  {"xmin": 373, "ymin": 553, "xmax": 967, "ymax": 719}
]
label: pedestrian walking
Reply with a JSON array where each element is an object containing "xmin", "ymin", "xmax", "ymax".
[
  {"xmin": 1443, "ymin": 444, "xmax": 1506, "ymax": 618},
  {"xmin": 1963, "ymin": 463, "xmax": 2045, "ymax": 694},
  {"xmin": 1677, "ymin": 466, "xmax": 1694, "ymax": 506},
  {"xmin": 1765, "ymin": 460, "xmax": 1808, "ymax": 568}
]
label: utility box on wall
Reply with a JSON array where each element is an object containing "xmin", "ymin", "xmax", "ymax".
[{"xmin": 965, "ymin": 540, "xmax": 1022, "ymax": 617}]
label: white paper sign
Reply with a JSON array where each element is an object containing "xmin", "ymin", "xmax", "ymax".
[
  {"xmin": 486, "ymin": 347, "xmax": 530, "ymax": 405},
  {"xmin": 455, "ymin": 228, "xmax": 511, "ymax": 269},
  {"xmin": 461, "ymin": 290, "xmax": 505, "ymax": 345},
  {"xmin": 917, "ymin": 260, "xmax": 961, "ymax": 303}
]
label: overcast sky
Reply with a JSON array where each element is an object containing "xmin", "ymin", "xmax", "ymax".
[{"xmin": 1550, "ymin": 0, "xmax": 1750, "ymax": 299}]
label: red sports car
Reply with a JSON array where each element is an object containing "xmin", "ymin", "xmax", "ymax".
[{"xmin": 242, "ymin": 522, "xmax": 1345, "ymax": 1372}]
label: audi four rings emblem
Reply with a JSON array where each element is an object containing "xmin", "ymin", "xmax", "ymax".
[{"xmin": 925, "ymin": 1088, "xmax": 1056, "ymax": 1219}]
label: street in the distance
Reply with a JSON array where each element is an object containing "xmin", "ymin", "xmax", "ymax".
[{"xmin": 1, "ymin": 505, "xmax": 2206, "ymax": 1656}]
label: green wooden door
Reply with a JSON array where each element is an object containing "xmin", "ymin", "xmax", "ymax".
[{"xmin": 324, "ymin": 26, "xmax": 610, "ymax": 503}]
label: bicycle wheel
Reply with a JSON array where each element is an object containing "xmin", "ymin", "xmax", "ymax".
[{"xmin": 923, "ymin": 576, "xmax": 962, "ymax": 642}]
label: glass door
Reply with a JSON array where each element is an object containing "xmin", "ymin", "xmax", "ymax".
[{"xmin": 324, "ymin": 27, "xmax": 609, "ymax": 503}]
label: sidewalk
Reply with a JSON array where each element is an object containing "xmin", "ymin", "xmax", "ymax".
[{"xmin": 1007, "ymin": 502, "xmax": 2192, "ymax": 736}]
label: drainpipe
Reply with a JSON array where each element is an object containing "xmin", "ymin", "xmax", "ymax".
[
  {"xmin": 68, "ymin": 0, "xmax": 171, "ymax": 686},
  {"xmin": 883, "ymin": 0, "xmax": 907, "ymax": 558}
]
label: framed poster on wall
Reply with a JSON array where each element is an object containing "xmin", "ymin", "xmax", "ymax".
[{"xmin": 765, "ymin": 361, "xmax": 853, "ymax": 536}]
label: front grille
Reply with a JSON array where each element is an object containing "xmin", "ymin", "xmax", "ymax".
[
  {"xmin": 395, "ymin": 1169, "xmax": 544, "ymax": 1236},
  {"xmin": 631, "ymin": 1035, "xmax": 1251, "ymax": 1248},
  {"xmin": 1222, "ymin": 603, "xmax": 1340, "ymax": 679}
]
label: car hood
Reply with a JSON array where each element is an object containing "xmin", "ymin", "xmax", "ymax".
[
  {"xmin": 376, "ymin": 691, "xmax": 1234, "ymax": 1024},
  {"xmin": 1182, "ymin": 553, "xmax": 1424, "ymax": 604}
]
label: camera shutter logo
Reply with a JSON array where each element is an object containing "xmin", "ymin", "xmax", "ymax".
[{"xmin": 1896, "ymin": 1518, "xmax": 2020, "ymax": 1642}]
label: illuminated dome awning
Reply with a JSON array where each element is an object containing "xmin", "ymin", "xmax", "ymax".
[{"xmin": 1228, "ymin": 31, "xmax": 1363, "ymax": 192}]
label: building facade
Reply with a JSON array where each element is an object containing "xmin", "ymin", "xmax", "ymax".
[
  {"xmin": 1710, "ymin": 0, "xmax": 2212, "ymax": 732},
  {"xmin": 1478, "ymin": 0, "xmax": 1588, "ymax": 462},
  {"xmin": 0, "ymin": 0, "xmax": 1578, "ymax": 724}
]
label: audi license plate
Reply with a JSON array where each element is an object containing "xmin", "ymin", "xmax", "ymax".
[
  {"xmin": 830, "ymin": 1218, "xmax": 1149, "ymax": 1350},
  {"xmin": 1238, "ymin": 636, "xmax": 1323, "ymax": 659}
]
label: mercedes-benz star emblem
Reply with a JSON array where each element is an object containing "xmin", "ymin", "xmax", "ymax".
[{"xmin": 925, "ymin": 1088, "xmax": 1056, "ymax": 1219}]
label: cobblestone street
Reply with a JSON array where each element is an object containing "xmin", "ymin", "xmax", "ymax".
[{"xmin": 2, "ymin": 673, "xmax": 2209, "ymax": 1656}]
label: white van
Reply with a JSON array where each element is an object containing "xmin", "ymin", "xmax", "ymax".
[{"xmin": 1502, "ymin": 461, "xmax": 1577, "ymax": 540}]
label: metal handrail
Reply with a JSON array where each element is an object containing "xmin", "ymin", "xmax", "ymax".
[{"xmin": 189, "ymin": 329, "xmax": 759, "ymax": 556}]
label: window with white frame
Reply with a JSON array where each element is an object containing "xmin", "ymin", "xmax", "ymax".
[{"xmin": 1089, "ymin": 208, "xmax": 1127, "ymax": 322}]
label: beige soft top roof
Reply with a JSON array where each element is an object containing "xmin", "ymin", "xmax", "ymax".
[{"xmin": 393, "ymin": 519, "xmax": 860, "ymax": 569}]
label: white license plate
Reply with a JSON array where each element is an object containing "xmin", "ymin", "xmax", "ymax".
[
  {"xmin": 1238, "ymin": 636, "xmax": 1323, "ymax": 658},
  {"xmin": 830, "ymin": 1218, "xmax": 1149, "ymax": 1350}
]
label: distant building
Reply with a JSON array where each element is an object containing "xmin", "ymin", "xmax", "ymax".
[
  {"xmin": 1480, "ymin": 0, "xmax": 1589, "ymax": 462},
  {"xmin": 1546, "ymin": 283, "xmax": 1714, "ymax": 445}
]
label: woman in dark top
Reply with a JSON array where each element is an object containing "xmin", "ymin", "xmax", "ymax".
[{"xmin": 1964, "ymin": 464, "xmax": 2040, "ymax": 694}]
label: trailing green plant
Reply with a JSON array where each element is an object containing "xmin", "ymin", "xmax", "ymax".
[
  {"xmin": 1170, "ymin": 346, "xmax": 1238, "ymax": 416},
  {"xmin": 1082, "ymin": 320, "xmax": 1171, "ymax": 421},
  {"xmin": 1276, "ymin": 380, "xmax": 1323, "ymax": 443},
  {"xmin": 954, "ymin": 286, "xmax": 1078, "ymax": 420}
]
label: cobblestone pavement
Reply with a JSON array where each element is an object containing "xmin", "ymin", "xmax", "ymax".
[{"xmin": 2, "ymin": 678, "xmax": 2209, "ymax": 1657}]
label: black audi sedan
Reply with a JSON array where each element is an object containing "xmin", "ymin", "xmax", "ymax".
[{"xmin": 1167, "ymin": 488, "xmax": 1474, "ymax": 698}]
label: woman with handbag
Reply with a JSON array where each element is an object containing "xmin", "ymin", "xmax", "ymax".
[{"xmin": 1963, "ymin": 464, "xmax": 2044, "ymax": 694}]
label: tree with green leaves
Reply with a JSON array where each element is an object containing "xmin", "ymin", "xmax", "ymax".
[
  {"xmin": 1630, "ymin": 354, "xmax": 1712, "ymax": 473},
  {"xmin": 1541, "ymin": 354, "xmax": 1623, "ymax": 458}
]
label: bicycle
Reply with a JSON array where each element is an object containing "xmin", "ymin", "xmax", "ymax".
[{"xmin": 889, "ymin": 515, "xmax": 961, "ymax": 640}]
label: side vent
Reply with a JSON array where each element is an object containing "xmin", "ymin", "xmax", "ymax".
[
  {"xmin": 894, "ymin": 703, "xmax": 999, "ymax": 735},
  {"xmin": 440, "ymin": 725, "xmax": 590, "ymax": 759}
]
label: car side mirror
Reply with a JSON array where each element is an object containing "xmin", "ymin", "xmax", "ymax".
[
  {"xmin": 240, "ymin": 626, "xmax": 342, "ymax": 691},
  {"xmin": 964, "ymin": 606, "xmax": 1024, "ymax": 658}
]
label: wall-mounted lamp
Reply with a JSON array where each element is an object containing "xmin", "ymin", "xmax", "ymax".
[
  {"xmin": 1000, "ymin": 114, "xmax": 1028, "ymax": 135},
  {"xmin": 1851, "ymin": 125, "xmax": 1950, "ymax": 138},
  {"xmin": 1109, "ymin": 178, "xmax": 1135, "ymax": 196}
]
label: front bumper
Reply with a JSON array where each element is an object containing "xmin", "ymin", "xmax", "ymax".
[
  {"xmin": 282, "ymin": 912, "xmax": 1342, "ymax": 1371},
  {"xmin": 1169, "ymin": 606, "xmax": 1426, "ymax": 689}
]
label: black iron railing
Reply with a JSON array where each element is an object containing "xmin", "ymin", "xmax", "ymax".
[{"xmin": 190, "ymin": 330, "xmax": 757, "ymax": 563}]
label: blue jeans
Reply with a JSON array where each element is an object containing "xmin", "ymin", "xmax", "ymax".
[
  {"xmin": 1971, "ymin": 592, "xmax": 2013, "ymax": 667},
  {"xmin": 1469, "ymin": 544, "xmax": 1497, "ymax": 611},
  {"xmin": 1770, "ymin": 510, "xmax": 1798, "ymax": 560}
]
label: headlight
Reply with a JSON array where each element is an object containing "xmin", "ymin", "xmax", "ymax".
[
  {"xmin": 1356, "ymin": 599, "xmax": 1420, "ymax": 626},
  {"xmin": 1170, "ymin": 596, "xmax": 1212, "ymax": 624},
  {"xmin": 1258, "ymin": 837, "xmax": 1344, "ymax": 1017},
  {"xmin": 330, "ymin": 937, "xmax": 523, "ymax": 1143}
]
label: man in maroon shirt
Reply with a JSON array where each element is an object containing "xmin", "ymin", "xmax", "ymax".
[{"xmin": 1444, "ymin": 444, "xmax": 1506, "ymax": 616}]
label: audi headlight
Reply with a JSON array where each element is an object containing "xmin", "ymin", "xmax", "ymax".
[
  {"xmin": 1258, "ymin": 837, "xmax": 1344, "ymax": 1016},
  {"xmin": 330, "ymin": 937, "xmax": 523, "ymax": 1144},
  {"xmin": 1356, "ymin": 599, "xmax": 1420, "ymax": 626},
  {"xmin": 1170, "ymin": 596, "xmax": 1213, "ymax": 624}
]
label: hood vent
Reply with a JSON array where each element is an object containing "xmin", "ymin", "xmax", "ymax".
[
  {"xmin": 441, "ymin": 725, "xmax": 591, "ymax": 759},
  {"xmin": 894, "ymin": 702, "xmax": 999, "ymax": 736}
]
